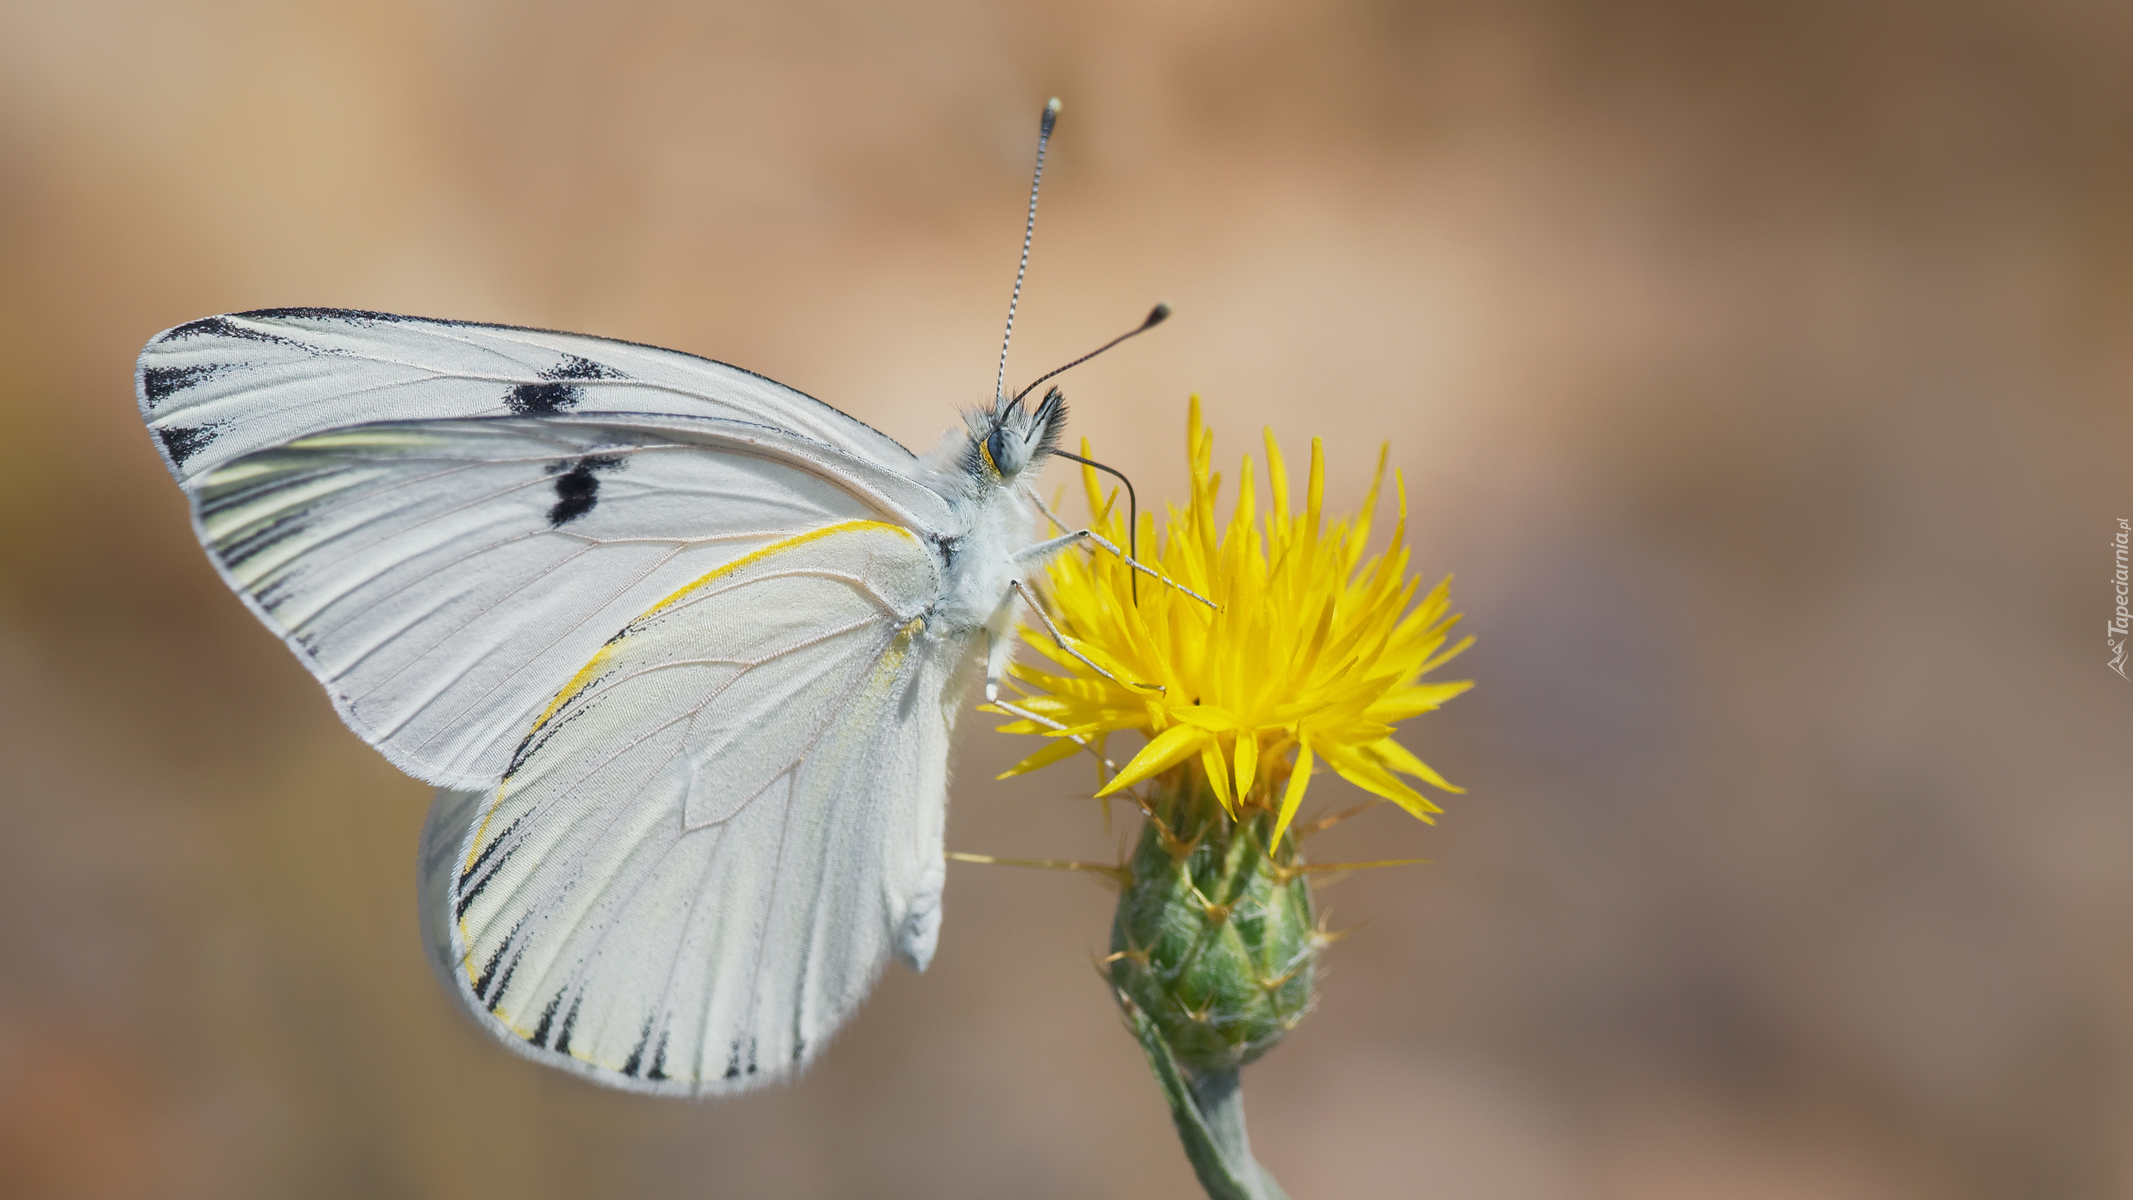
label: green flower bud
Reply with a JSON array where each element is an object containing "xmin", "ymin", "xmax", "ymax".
[{"xmin": 1108, "ymin": 772, "xmax": 1317, "ymax": 1076}]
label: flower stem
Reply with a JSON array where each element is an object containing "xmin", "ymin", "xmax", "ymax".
[{"xmin": 1122, "ymin": 993, "xmax": 1291, "ymax": 1200}]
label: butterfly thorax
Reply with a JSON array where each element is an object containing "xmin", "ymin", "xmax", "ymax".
[
  {"xmin": 917, "ymin": 392, "xmax": 1064, "ymax": 638},
  {"xmin": 933, "ymin": 480, "xmax": 1039, "ymax": 636}
]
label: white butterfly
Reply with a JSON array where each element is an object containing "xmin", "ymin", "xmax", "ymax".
[{"xmin": 135, "ymin": 101, "xmax": 1170, "ymax": 1094}]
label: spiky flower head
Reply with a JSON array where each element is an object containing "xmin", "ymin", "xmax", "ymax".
[
  {"xmin": 980, "ymin": 397, "xmax": 1477, "ymax": 1192},
  {"xmin": 1000, "ymin": 395, "xmax": 1472, "ymax": 847}
]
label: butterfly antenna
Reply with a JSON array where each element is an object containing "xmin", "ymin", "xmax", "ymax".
[
  {"xmin": 1051, "ymin": 447, "xmax": 1143, "ymax": 605},
  {"xmin": 1012, "ymin": 302, "xmax": 1172, "ymax": 405},
  {"xmin": 996, "ymin": 97, "xmax": 1060, "ymax": 407}
]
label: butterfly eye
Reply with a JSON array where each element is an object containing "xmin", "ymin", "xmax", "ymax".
[{"xmin": 987, "ymin": 426, "xmax": 1021, "ymax": 476}]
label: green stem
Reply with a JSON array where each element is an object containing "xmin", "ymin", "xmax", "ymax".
[{"xmin": 1123, "ymin": 994, "xmax": 1292, "ymax": 1200}]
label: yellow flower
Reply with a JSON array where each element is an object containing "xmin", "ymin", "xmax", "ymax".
[{"xmin": 999, "ymin": 395, "xmax": 1473, "ymax": 845}]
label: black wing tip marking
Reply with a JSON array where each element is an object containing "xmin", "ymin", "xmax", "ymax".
[
  {"xmin": 621, "ymin": 1021, "xmax": 654, "ymax": 1078},
  {"xmin": 157, "ymin": 423, "xmax": 217, "ymax": 467},
  {"xmin": 646, "ymin": 1033, "xmax": 670, "ymax": 1082},
  {"xmin": 473, "ymin": 940, "xmax": 510, "ymax": 1004},
  {"xmin": 718, "ymin": 1036, "xmax": 769, "ymax": 1082},
  {"xmin": 487, "ymin": 953, "xmax": 524, "ymax": 1013},
  {"xmin": 160, "ymin": 315, "xmax": 303, "ymax": 347},
  {"xmin": 531, "ymin": 992, "xmax": 564, "ymax": 1048},
  {"xmin": 234, "ymin": 306, "xmax": 442, "ymax": 324},
  {"xmin": 149, "ymin": 307, "xmax": 911, "ymax": 460},
  {"xmin": 163, "ymin": 315, "xmax": 236, "ymax": 341},
  {"xmin": 159, "ymin": 309, "xmax": 438, "ymax": 344},
  {"xmin": 554, "ymin": 996, "xmax": 582, "ymax": 1056},
  {"xmin": 141, "ymin": 363, "xmax": 224, "ymax": 408}
]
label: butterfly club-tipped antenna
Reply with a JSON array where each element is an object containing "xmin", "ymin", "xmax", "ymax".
[
  {"xmin": 1025, "ymin": 302, "xmax": 1173, "ymax": 604},
  {"xmin": 995, "ymin": 97, "xmax": 1061, "ymax": 409},
  {"xmin": 1012, "ymin": 302, "xmax": 1170, "ymax": 407},
  {"xmin": 986, "ymin": 100, "xmax": 1179, "ymax": 609}
]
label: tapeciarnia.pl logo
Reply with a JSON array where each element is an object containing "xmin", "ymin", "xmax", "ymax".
[{"xmin": 2112, "ymin": 518, "xmax": 2130, "ymax": 679}]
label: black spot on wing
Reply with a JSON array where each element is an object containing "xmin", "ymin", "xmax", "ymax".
[
  {"xmin": 547, "ymin": 462, "xmax": 600, "ymax": 523},
  {"xmin": 792, "ymin": 1036, "xmax": 806, "ymax": 1064},
  {"xmin": 141, "ymin": 363, "xmax": 224, "ymax": 408},
  {"xmin": 545, "ymin": 453, "xmax": 626, "ymax": 527},
  {"xmin": 548, "ymin": 353, "xmax": 627, "ymax": 381},
  {"xmin": 506, "ymin": 381, "xmax": 579, "ymax": 416},
  {"xmin": 505, "ymin": 355, "xmax": 629, "ymax": 415},
  {"xmin": 158, "ymin": 424, "xmax": 217, "ymax": 467},
  {"xmin": 723, "ymin": 1041, "xmax": 742, "ymax": 1080},
  {"xmin": 646, "ymin": 1032, "xmax": 670, "ymax": 1082}
]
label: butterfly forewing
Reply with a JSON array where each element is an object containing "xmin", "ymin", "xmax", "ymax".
[
  {"xmin": 140, "ymin": 308, "xmax": 918, "ymax": 481},
  {"xmin": 177, "ymin": 406, "xmax": 951, "ymax": 790}
]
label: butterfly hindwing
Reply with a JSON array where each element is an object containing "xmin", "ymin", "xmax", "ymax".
[{"xmin": 417, "ymin": 522, "xmax": 957, "ymax": 1093}]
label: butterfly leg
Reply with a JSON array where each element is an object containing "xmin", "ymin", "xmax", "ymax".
[
  {"xmin": 986, "ymin": 692, "xmax": 1120, "ymax": 773},
  {"xmin": 978, "ymin": 580, "xmax": 1144, "ymax": 702},
  {"xmin": 978, "ymin": 601, "xmax": 1122, "ymax": 771},
  {"xmin": 1014, "ymin": 491, "xmax": 1217, "ymax": 610},
  {"xmin": 1009, "ymin": 529, "xmax": 1094, "ymax": 565},
  {"xmin": 1007, "ymin": 578, "xmax": 1162, "ymax": 694}
]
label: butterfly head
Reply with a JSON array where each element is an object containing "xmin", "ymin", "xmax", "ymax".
[{"xmin": 970, "ymin": 386, "xmax": 1066, "ymax": 482}]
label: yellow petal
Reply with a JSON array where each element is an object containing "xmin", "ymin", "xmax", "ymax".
[
  {"xmin": 1168, "ymin": 704, "xmax": 1240, "ymax": 732},
  {"xmin": 1097, "ymin": 723, "xmax": 1210, "ymax": 796},
  {"xmin": 1273, "ymin": 738, "xmax": 1314, "ymax": 846},
  {"xmin": 1003, "ymin": 400, "xmax": 1471, "ymax": 839},
  {"xmin": 1233, "ymin": 727, "xmax": 1259, "ymax": 799},
  {"xmin": 1368, "ymin": 679, "xmax": 1475, "ymax": 723},
  {"xmin": 997, "ymin": 737, "xmax": 1084, "ymax": 779},
  {"xmin": 1318, "ymin": 739, "xmax": 1443, "ymax": 822},
  {"xmin": 1200, "ymin": 741, "xmax": 1234, "ymax": 811},
  {"xmin": 1417, "ymin": 633, "xmax": 1475, "ymax": 676},
  {"xmin": 1371, "ymin": 737, "xmax": 1463, "ymax": 793},
  {"xmin": 1262, "ymin": 427, "xmax": 1290, "ymax": 519}
]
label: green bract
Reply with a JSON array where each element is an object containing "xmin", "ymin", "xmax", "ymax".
[{"xmin": 1110, "ymin": 774, "xmax": 1316, "ymax": 1075}]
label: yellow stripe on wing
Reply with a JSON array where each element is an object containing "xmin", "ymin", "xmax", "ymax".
[
  {"xmin": 455, "ymin": 518, "xmax": 922, "ymax": 999},
  {"xmin": 517, "ymin": 518, "xmax": 916, "ymax": 753}
]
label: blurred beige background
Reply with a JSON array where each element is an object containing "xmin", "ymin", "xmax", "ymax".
[{"xmin": 1, "ymin": 1, "xmax": 2128, "ymax": 1197}]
